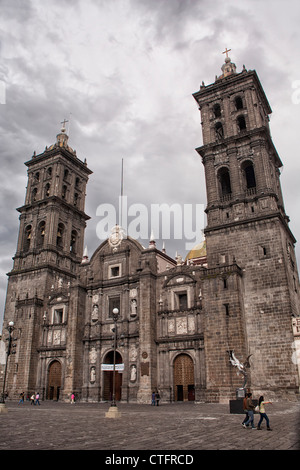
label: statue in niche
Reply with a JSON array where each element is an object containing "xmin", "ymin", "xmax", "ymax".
[
  {"xmin": 130, "ymin": 299, "xmax": 137, "ymax": 316},
  {"xmin": 91, "ymin": 304, "xmax": 99, "ymax": 322},
  {"xmin": 130, "ymin": 365, "xmax": 137, "ymax": 382},
  {"xmin": 90, "ymin": 366, "xmax": 96, "ymax": 383}
]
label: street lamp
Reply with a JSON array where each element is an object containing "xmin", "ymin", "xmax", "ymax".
[
  {"xmin": 105, "ymin": 308, "xmax": 122, "ymax": 418},
  {"xmin": 0, "ymin": 321, "xmax": 16, "ymax": 413},
  {"xmin": 111, "ymin": 307, "xmax": 119, "ymax": 407}
]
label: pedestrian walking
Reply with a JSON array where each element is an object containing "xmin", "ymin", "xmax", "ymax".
[
  {"xmin": 257, "ymin": 396, "xmax": 272, "ymax": 431},
  {"xmin": 243, "ymin": 392, "xmax": 256, "ymax": 429},
  {"xmin": 155, "ymin": 391, "xmax": 160, "ymax": 406},
  {"xmin": 151, "ymin": 391, "xmax": 156, "ymax": 406},
  {"xmin": 241, "ymin": 394, "xmax": 248, "ymax": 426},
  {"xmin": 35, "ymin": 392, "xmax": 40, "ymax": 405},
  {"xmin": 30, "ymin": 393, "xmax": 35, "ymax": 405},
  {"xmin": 18, "ymin": 392, "xmax": 24, "ymax": 405},
  {"xmin": 71, "ymin": 393, "xmax": 75, "ymax": 404}
]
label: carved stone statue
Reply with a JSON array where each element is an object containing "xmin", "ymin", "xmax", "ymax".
[
  {"xmin": 130, "ymin": 299, "xmax": 137, "ymax": 316},
  {"xmin": 91, "ymin": 304, "xmax": 99, "ymax": 322},
  {"xmin": 90, "ymin": 366, "xmax": 96, "ymax": 383},
  {"xmin": 130, "ymin": 364, "xmax": 137, "ymax": 382},
  {"xmin": 228, "ymin": 350, "xmax": 252, "ymax": 388}
]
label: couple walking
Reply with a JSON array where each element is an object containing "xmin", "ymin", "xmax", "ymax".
[
  {"xmin": 242, "ymin": 393, "xmax": 272, "ymax": 430},
  {"xmin": 30, "ymin": 392, "xmax": 40, "ymax": 405}
]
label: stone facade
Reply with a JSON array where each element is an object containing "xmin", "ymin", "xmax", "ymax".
[{"xmin": 2, "ymin": 58, "xmax": 300, "ymax": 404}]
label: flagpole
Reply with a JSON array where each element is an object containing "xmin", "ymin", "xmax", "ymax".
[{"xmin": 120, "ymin": 158, "xmax": 124, "ymax": 228}]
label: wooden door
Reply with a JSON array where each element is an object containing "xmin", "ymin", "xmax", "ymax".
[
  {"xmin": 102, "ymin": 351, "xmax": 123, "ymax": 401},
  {"xmin": 47, "ymin": 360, "xmax": 62, "ymax": 400},
  {"xmin": 173, "ymin": 354, "xmax": 194, "ymax": 401}
]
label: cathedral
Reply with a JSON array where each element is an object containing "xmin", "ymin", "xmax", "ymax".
[{"xmin": 2, "ymin": 54, "xmax": 300, "ymax": 404}]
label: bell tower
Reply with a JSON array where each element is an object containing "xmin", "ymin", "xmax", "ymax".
[
  {"xmin": 13, "ymin": 123, "xmax": 92, "ymax": 273},
  {"xmin": 193, "ymin": 51, "xmax": 286, "ymax": 248},
  {"xmin": 3, "ymin": 124, "xmax": 92, "ymax": 397},
  {"xmin": 193, "ymin": 52, "xmax": 300, "ymax": 398}
]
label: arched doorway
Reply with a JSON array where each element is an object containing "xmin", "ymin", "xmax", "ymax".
[
  {"xmin": 102, "ymin": 351, "xmax": 123, "ymax": 401},
  {"xmin": 173, "ymin": 354, "xmax": 195, "ymax": 401},
  {"xmin": 47, "ymin": 360, "xmax": 62, "ymax": 400}
]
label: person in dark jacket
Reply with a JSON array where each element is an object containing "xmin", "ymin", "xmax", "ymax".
[{"xmin": 243, "ymin": 393, "xmax": 256, "ymax": 429}]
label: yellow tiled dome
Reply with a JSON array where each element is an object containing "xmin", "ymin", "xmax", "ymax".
[{"xmin": 185, "ymin": 240, "xmax": 206, "ymax": 261}]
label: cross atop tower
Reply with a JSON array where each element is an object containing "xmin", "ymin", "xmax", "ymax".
[
  {"xmin": 222, "ymin": 47, "xmax": 231, "ymax": 58},
  {"xmin": 61, "ymin": 119, "xmax": 69, "ymax": 131}
]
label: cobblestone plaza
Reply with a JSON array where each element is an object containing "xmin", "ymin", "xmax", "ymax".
[{"xmin": 0, "ymin": 400, "xmax": 299, "ymax": 453}]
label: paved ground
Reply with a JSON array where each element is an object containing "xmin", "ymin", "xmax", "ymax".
[{"xmin": 0, "ymin": 399, "xmax": 299, "ymax": 455}]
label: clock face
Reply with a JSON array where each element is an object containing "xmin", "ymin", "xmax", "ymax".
[{"xmin": 108, "ymin": 225, "xmax": 123, "ymax": 248}]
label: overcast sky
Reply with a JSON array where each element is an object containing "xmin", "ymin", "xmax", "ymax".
[{"xmin": 1, "ymin": 0, "xmax": 300, "ymax": 330}]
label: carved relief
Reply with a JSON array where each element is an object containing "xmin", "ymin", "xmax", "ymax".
[
  {"xmin": 176, "ymin": 317, "xmax": 187, "ymax": 335},
  {"xmin": 129, "ymin": 345, "xmax": 138, "ymax": 362},
  {"xmin": 89, "ymin": 347, "xmax": 97, "ymax": 364},
  {"xmin": 168, "ymin": 318, "xmax": 175, "ymax": 334},
  {"xmin": 188, "ymin": 316, "xmax": 195, "ymax": 333}
]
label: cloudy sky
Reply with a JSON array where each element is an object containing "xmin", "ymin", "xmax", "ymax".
[{"xmin": 1, "ymin": 0, "xmax": 300, "ymax": 329}]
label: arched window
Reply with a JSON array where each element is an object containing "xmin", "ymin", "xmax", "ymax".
[
  {"xmin": 237, "ymin": 115, "xmax": 246, "ymax": 132},
  {"xmin": 215, "ymin": 122, "xmax": 224, "ymax": 141},
  {"xmin": 62, "ymin": 185, "xmax": 67, "ymax": 199},
  {"xmin": 218, "ymin": 167, "xmax": 232, "ymax": 197},
  {"xmin": 213, "ymin": 103, "xmax": 221, "ymax": 118},
  {"xmin": 70, "ymin": 230, "xmax": 77, "ymax": 254},
  {"xmin": 56, "ymin": 223, "xmax": 64, "ymax": 248},
  {"xmin": 235, "ymin": 96, "xmax": 243, "ymax": 110},
  {"xmin": 32, "ymin": 187, "xmax": 38, "ymax": 202},
  {"xmin": 242, "ymin": 161, "xmax": 256, "ymax": 189},
  {"xmin": 24, "ymin": 225, "xmax": 32, "ymax": 252},
  {"xmin": 44, "ymin": 183, "xmax": 50, "ymax": 198},
  {"xmin": 36, "ymin": 221, "xmax": 46, "ymax": 248}
]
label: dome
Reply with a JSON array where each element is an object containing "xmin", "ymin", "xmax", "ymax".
[{"xmin": 185, "ymin": 240, "xmax": 207, "ymax": 264}]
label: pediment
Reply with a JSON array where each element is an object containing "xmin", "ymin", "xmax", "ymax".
[
  {"xmin": 48, "ymin": 293, "xmax": 69, "ymax": 305},
  {"xmin": 165, "ymin": 274, "xmax": 195, "ymax": 287}
]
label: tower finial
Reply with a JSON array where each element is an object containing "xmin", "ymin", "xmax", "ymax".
[
  {"xmin": 149, "ymin": 230, "xmax": 156, "ymax": 248},
  {"xmin": 56, "ymin": 119, "xmax": 69, "ymax": 148},
  {"xmin": 216, "ymin": 48, "xmax": 236, "ymax": 80}
]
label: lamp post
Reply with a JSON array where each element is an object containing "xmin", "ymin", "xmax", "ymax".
[
  {"xmin": 0, "ymin": 321, "xmax": 15, "ymax": 413},
  {"xmin": 111, "ymin": 307, "xmax": 118, "ymax": 407},
  {"xmin": 105, "ymin": 308, "xmax": 122, "ymax": 418}
]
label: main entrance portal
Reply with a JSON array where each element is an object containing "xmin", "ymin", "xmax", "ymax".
[
  {"xmin": 47, "ymin": 360, "xmax": 62, "ymax": 400},
  {"xmin": 173, "ymin": 354, "xmax": 195, "ymax": 401},
  {"xmin": 103, "ymin": 351, "xmax": 123, "ymax": 401}
]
